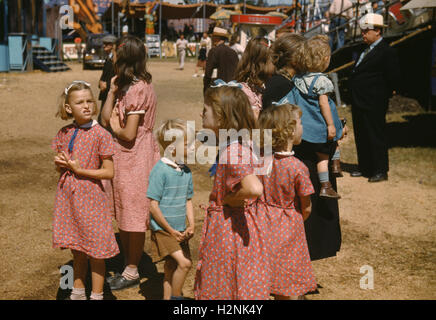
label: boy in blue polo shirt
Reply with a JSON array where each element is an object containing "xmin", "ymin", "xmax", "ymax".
[{"xmin": 147, "ymin": 119, "xmax": 195, "ymax": 300}]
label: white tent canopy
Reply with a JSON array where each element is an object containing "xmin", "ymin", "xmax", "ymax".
[{"xmin": 401, "ymin": 0, "xmax": 436, "ymax": 10}]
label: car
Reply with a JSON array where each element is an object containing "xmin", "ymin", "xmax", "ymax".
[{"xmin": 83, "ymin": 33, "xmax": 108, "ymax": 70}]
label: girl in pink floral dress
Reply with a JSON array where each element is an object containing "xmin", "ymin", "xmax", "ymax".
[
  {"xmin": 257, "ymin": 103, "xmax": 317, "ymax": 300},
  {"xmin": 52, "ymin": 81, "xmax": 119, "ymax": 300},
  {"xmin": 101, "ymin": 35, "xmax": 160, "ymax": 291},
  {"xmin": 235, "ymin": 37, "xmax": 275, "ymax": 119},
  {"xmin": 194, "ymin": 83, "xmax": 270, "ymax": 300}
]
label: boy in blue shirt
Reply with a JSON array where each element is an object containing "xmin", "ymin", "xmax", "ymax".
[{"xmin": 147, "ymin": 119, "xmax": 195, "ymax": 300}]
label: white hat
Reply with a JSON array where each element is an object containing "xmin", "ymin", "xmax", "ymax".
[
  {"xmin": 359, "ymin": 13, "xmax": 387, "ymax": 30},
  {"xmin": 212, "ymin": 27, "xmax": 229, "ymax": 38}
]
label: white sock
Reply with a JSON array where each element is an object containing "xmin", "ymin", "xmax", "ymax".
[
  {"xmin": 90, "ymin": 291, "xmax": 103, "ymax": 300},
  {"xmin": 122, "ymin": 266, "xmax": 139, "ymax": 281},
  {"xmin": 70, "ymin": 287, "xmax": 86, "ymax": 300}
]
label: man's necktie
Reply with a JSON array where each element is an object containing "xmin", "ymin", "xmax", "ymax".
[{"xmin": 356, "ymin": 47, "xmax": 370, "ymax": 67}]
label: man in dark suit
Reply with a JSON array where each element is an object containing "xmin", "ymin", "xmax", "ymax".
[
  {"xmin": 349, "ymin": 13, "xmax": 400, "ymax": 183},
  {"xmin": 98, "ymin": 35, "xmax": 117, "ymax": 125},
  {"xmin": 203, "ymin": 27, "xmax": 239, "ymax": 93}
]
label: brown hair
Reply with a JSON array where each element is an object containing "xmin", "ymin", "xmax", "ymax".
[
  {"xmin": 270, "ymin": 33, "xmax": 305, "ymax": 74},
  {"xmin": 300, "ymin": 35, "xmax": 331, "ymax": 72},
  {"xmin": 235, "ymin": 37, "xmax": 274, "ymax": 94},
  {"xmin": 258, "ymin": 103, "xmax": 302, "ymax": 152},
  {"xmin": 204, "ymin": 86, "xmax": 257, "ymax": 133},
  {"xmin": 56, "ymin": 82, "xmax": 97, "ymax": 120},
  {"xmin": 114, "ymin": 35, "xmax": 152, "ymax": 96}
]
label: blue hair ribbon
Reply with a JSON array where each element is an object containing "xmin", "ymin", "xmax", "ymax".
[{"xmin": 210, "ymin": 79, "xmax": 243, "ymax": 89}]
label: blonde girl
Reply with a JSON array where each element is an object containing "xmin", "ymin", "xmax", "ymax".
[
  {"xmin": 291, "ymin": 35, "xmax": 343, "ymax": 198},
  {"xmin": 258, "ymin": 104, "xmax": 317, "ymax": 300},
  {"xmin": 52, "ymin": 81, "xmax": 119, "ymax": 300}
]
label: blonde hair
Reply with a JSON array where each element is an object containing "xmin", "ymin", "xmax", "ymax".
[
  {"xmin": 156, "ymin": 119, "xmax": 195, "ymax": 150},
  {"xmin": 270, "ymin": 33, "xmax": 305, "ymax": 73},
  {"xmin": 204, "ymin": 86, "xmax": 257, "ymax": 133},
  {"xmin": 258, "ymin": 104, "xmax": 302, "ymax": 152},
  {"xmin": 56, "ymin": 82, "xmax": 97, "ymax": 120},
  {"xmin": 300, "ymin": 35, "xmax": 331, "ymax": 72}
]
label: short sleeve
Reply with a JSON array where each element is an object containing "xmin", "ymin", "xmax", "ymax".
[
  {"xmin": 147, "ymin": 163, "xmax": 165, "ymax": 202},
  {"xmin": 295, "ymin": 163, "xmax": 315, "ymax": 197},
  {"xmin": 51, "ymin": 129, "xmax": 63, "ymax": 153},
  {"xmin": 224, "ymin": 144, "xmax": 255, "ymax": 193},
  {"xmin": 124, "ymin": 81, "xmax": 154, "ymax": 115},
  {"xmin": 98, "ymin": 129, "xmax": 114, "ymax": 158},
  {"xmin": 187, "ymin": 173, "xmax": 194, "ymax": 200},
  {"xmin": 313, "ymin": 75, "xmax": 334, "ymax": 95}
]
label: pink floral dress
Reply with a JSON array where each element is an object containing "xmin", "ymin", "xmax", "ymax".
[
  {"xmin": 112, "ymin": 80, "xmax": 160, "ymax": 232},
  {"xmin": 241, "ymin": 82, "xmax": 262, "ymax": 115},
  {"xmin": 258, "ymin": 154, "xmax": 317, "ymax": 296},
  {"xmin": 51, "ymin": 122, "xmax": 119, "ymax": 259},
  {"xmin": 194, "ymin": 142, "xmax": 270, "ymax": 300}
]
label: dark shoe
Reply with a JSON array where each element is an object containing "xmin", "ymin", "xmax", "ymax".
[
  {"xmin": 319, "ymin": 181, "xmax": 341, "ymax": 199},
  {"xmin": 109, "ymin": 275, "xmax": 140, "ymax": 291},
  {"xmin": 170, "ymin": 295, "xmax": 187, "ymax": 300},
  {"xmin": 368, "ymin": 173, "xmax": 388, "ymax": 183},
  {"xmin": 106, "ymin": 272, "xmax": 121, "ymax": 283},
  {"xmin": 331, "ymin": 159, "xmax": 343, "ymax": 177},
  {"xmin": 350, "ymin": 171, "xmax": 363, "ymax": 177}
]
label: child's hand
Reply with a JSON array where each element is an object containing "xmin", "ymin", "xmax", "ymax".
[
  {"xmin": 327, "ymin": 125, "xmax": 336, "ymax": 140},
  {"xmin": 183, "ymin": 226, "xmax": 194, "ymax": 241},
  {"xmin": 340, "ymin": 125, "xmax": 348, "ymax": 140},
  {"xmin": 170, "ymin": 229, "xmax": 185, "ymax": 242},
  {"xmin": 223, "ymin": 193, "xmax": 245, "ymax": 208},
  {"xmin": 109, "ymin": 108, "xmax": 121, "ymax": 133},
  {"xmin": 56, "ymin": 151, "xmax": 81, "ymax": 174},
  {"xmin": 109, "ymin": 76, "xmax": 118, "ymax": 94}
]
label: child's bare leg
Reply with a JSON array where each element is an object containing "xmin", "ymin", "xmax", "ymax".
[
  {"xmin": 110, "ymin": 231, "xmax": 143, "ymax": 290},
  {"xmin": 331, "ymin": 146, "xmax": 343, "ymax": 177},
  {"xmin": 163, "ymin": 257, "xmax": 177, "ymax": 300},
  {"xmin": 169, "ymin": 250, "xmax": 192, "ymax": 297},
  {"xmin": 119, "ymin": 229, "xmax": 130, "ymax": 264},
  {"xmin": 89, "ymin": 258, "xmax": 105, "ymax": 300},
  {"xmin": 316, "ymin": 152, "xmax": 329, "ymax": 175},
  {"xmin": 120, "ymin": 231, "xmax": 144, "ymax": 280},
  {"xmin": 317, "ymin": 152, "xmax": 341, "ymax": 199},
  {"xmin": 71, "ymin": 250, "xmax": 88, "ymax": 300},
  {"xmin": 126, "ymin": 232, "xmax": 145, "ymax": 268}
]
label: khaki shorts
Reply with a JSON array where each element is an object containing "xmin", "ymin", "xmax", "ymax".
[{"xmin": 150, "ymin": 230, "xmax": 191, "ymax": 263}]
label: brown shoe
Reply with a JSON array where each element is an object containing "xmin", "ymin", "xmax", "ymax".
[
  {"xmin": 320, "ymin": 181, "xmax": 341, "ymax": 199},
  {"xmin": 331, "ymin": 159, "xmax": 343, "ymax": 177}
]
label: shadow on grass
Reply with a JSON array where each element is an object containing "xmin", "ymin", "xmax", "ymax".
[
  {"xmin": 387, "ymin": 113, "xmax": 436, "ymax": 148},
  {"xmin": 55, "ymin": 232, "xmax": 162, "ymax": 300}
]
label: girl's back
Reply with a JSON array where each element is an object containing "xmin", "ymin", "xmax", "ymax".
[
  {"xmin": 258, "ymin": 154, "xmax": 317, "ymax": 297},
  {"xmin": 260, "ymin": 154, "xmax": 312, "ymax": 208}
]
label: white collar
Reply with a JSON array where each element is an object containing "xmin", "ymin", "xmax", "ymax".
[
  {"xmin": 74, "ymin": 120, "xmax": 98, "ymax": 129},
  {"xmin": 161, "ymin": 157, "xmax": 183, "ymax": 172},
  {"xmin": 275, "ymin": 151, "xmax": 295, "ymax": 156},
  {"xmin": 263, "ymin": 151, "xmax": 295, "ymax": 176}
]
